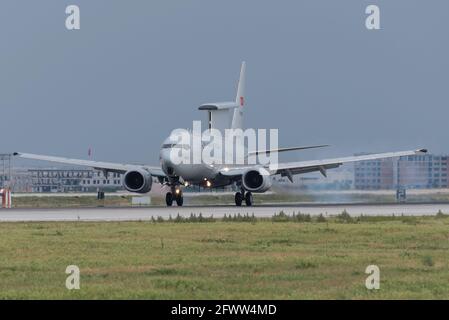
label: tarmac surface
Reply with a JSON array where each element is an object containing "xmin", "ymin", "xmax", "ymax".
[{"xmin": 1, "ymin": 202, "xmax": 449, "ymax": 222}]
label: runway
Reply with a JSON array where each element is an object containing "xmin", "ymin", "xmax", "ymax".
[{"xmin": 1, "ymin": 202, "xmax": 449, "ymax": 222}]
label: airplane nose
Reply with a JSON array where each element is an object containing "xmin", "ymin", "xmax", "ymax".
[
  {"xmin": 161, "ymin": 148, "xmax": 176, "ymax": 175},
  {"xmin": 160, "ymin": 148, "xmax": 167, "ymax": 160},
  {"xmin": 161, "ymin": 149, "xmax": 173, "ymax": 165}
]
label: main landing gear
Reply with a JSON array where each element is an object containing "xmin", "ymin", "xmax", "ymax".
[
  {"xmin": 235, "ymin": 190, "xmax": 253, "ymax": 206},
  {"xmin": 166, "ymin": 188, "xmax": 183, "ymax": 206}
]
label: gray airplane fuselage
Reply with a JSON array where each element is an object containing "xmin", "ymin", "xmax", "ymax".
[{"xmin": 159, "ymin": 134, "xmax": 236, "ymax": 187}]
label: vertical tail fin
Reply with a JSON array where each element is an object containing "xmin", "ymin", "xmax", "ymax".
[
  {"xmin": 231, "ymin": 61, "xmax": 246, "ymax": 129},
  {"xmin": 235, "ymin": 61, "xmax": 246, "ymax": 107}
]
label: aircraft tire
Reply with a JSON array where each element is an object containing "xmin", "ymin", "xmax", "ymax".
[
  {"xmin": 176, "ymin": 195, "xmax": 183, "ymax": 206},
  {"xmin": 245, "ymin": 192, "xmax": 253, "ymax": 206},
  {"xmin": 166, "ymin": 192, "xmax": 173, "ymax": 206},
  {"xmin": 235, "ymin": 192, "xmax": 243, "ymax": 206}
]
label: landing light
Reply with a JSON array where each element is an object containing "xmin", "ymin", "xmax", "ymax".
[
  {"xmin": 175, "ymin": 189, "xmax": 180, "ymax": 194},
  {"xmin": 206, "ymin": 181, "xmax": 212, "ymax": 187},
  {"xmin": 184, "ymin": 181, "xmax": 189, "ymax": 187}
]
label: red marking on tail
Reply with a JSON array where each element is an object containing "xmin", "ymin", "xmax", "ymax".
[{"xmin": 240, "ymin": 96, "xmax": 244, "ymax": 106}]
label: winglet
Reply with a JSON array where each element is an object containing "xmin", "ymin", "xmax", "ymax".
[{"xmin": 416, "ymin": 149, "xmax": 428, "ymax": 154}]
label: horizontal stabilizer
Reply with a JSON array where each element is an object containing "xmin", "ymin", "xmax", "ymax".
[{"xmin": 198, "ymin": 102, "xmax": 239, "ymax": 110}]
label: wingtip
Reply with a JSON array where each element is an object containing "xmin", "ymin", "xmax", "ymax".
[
  {"xmin": 13, "ymin": 152, "xmax": 19, "ymax": 156},
  {"xmin": 416, "ymin": 148, "xmax": 428, "ymax": 154}
]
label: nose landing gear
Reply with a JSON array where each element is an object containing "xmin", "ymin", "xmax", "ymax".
[
  {"xmin": 235, "ymin": 190, "xmax": 253, "ymax": 206},
  {"xmin": 175, "ymin": 190, "xmax": 184, "ymax": 206},
  {"xmin": 166, "ymin": 188, "xmax": 183, "ymax": 207}
]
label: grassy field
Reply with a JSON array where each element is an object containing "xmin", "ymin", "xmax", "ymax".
[
  {"xmin": 11, "ymin": 190, "xmax": 449, "ymax": 208},
  {"xmin": 9, "ymin": 193, "xmax": 317, "ymax": 208},
  {"xmin": 1, "ymin": 213, "xmax": 449, "ymax": 299},
  {"xmin": 12, "ymin": 195, "xmax": 134, "ymax": 208}
]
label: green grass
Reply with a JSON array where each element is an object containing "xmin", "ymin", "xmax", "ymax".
[
  {"xmin": 11, "ymin": 195, "xmax": 132, "ymax": 208},
  {"xmin": 12, "ymin": 190, "xmax": 449, "ymax": 208},
  {"xmin": 11, "ymin": 195, "xmax": 167, "ymax": 208},
  {"xmin": 1, "ymin": 215, "xmax": 449, "ymax": 299}
]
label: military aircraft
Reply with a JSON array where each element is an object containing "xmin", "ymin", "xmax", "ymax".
[{"xmin": 15, "ymin": 62, "xmax": 426, "ymax": 206}]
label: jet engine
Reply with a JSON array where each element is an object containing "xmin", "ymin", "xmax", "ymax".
[
  {"xmin": 123, "ymin": 169, "xmax": 152, "ymax": 193},
  {"xmin": 242, "ymin": 168, "xmax": 272, "ymax": 193}
]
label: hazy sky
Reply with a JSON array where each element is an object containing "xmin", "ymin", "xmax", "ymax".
[{"xmin": 1, "ymin": 0, "xmax": 448, "ymax": 166}]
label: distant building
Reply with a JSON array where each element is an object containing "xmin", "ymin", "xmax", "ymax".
[
  {"xmin": 0, "ymin": 174, "xmax": 7, "ymax": 188},
  {"xmin": 0, "ymin": 174, "xmax": 8, "ymax": 188},
  {"xmin": 79, "ymin": 170, "xmax": 123, "ymax": 192},
  {"xmin": 0, "ymin": 154, "xmax": 12, "ymax": 189},
  {"xmin": 8, "ymin": 168, "xmax": 33, "ymax": 192},
  {"xmin": 354, "ymin": 154, "xmax": 449, "ymax": 190},
  {"xmin": 29, "ymin": 168, "xmax": 123, "ymax": 192},
  {"xmin": 398, "ymin": 154, "xmax": 448, "ymax": 189},
  {"xmin": 354, "ymin": 157, "xmax": 394, "ymax": 190}
]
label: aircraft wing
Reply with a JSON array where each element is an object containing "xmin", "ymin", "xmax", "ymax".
[
  {"xmin": 220, "ymin": 149, "xmax": 427, "ymax": 180},
  {"xmin": 13, "ymin": 152, "xmax": 166, "ymax": 177},
  {"xmin": 246, "ymin": 144, "xmax": 329, "ymax": 156}
]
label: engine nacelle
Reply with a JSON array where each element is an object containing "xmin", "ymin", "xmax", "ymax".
[
  {"xmin": 242, "ymin": 168, "xmax": 272, "ymax": 193},
  {"xmin": 123, "ymin": 169, "xmax": 152, "ymax": 193}
]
